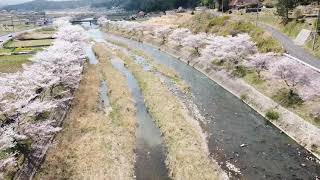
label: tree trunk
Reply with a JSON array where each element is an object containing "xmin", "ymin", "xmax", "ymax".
[
  {"xmin": 285, "ymin": 0, "xmax": 289, "ymax": 24},
  {"xmin": 288, "ymin": 88, "xmax": 294, "ymax": 98}
]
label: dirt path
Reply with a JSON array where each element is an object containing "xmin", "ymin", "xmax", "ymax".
[{"xmin": 258, "ymin": 23, "xmax": 320, "ymax": 69}]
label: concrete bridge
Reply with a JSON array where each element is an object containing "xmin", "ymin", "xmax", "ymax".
[{"xmin": 70, "ymin": 18, "xmax": 98, "ymax": 25}]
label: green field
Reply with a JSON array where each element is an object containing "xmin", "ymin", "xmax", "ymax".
[
  {"xmin": 0, "ymin": 55, "xmax": 31, "ymax": 73},
  {"xmin": 18, "ymin": 28, "xmax": 56, "ymax": 40},
  {"xmin": 4, "ymin": 39, "xmax": 53, "ymax": 48},
  {"xmin": 0, "ymin": 24, "xmax": 38, "ymax": 36},
  {"xmin": 0, "ymin": 28, "xmax": 55, "ymax": 73}
]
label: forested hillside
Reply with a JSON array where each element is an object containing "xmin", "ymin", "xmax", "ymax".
[
  {"xmin": 2, "ymin": 0, "xmax": 90, "ymax": 11},
  {"xmin": 91, "ymin": 0, "xmax": 200, "ymax": 12},
  {"xmin": 2, "ymin": 0, "xmax": 201, "ymax": 12}
]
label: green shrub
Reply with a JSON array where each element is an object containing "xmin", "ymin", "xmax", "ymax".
[
  {"xmin": 211, "ymin": 59, "xmax": 224, "ymax": 66},
  {"xmin": 311, "ymin": 144, "xmax": 320, "ymax": 154},
  {"xmin": 314, "ymin": 116, "xmax": 320, "ymax": 124},
  {"xmin": 240, "ymin": 94, "xmax": 248, "ymax": 101},
  {"xmin": 266, "ymin": 109, "xmax": 280, "ymax": 120},
  {"xmin": 273, "ymin": 88, "xmax": 304, "ymax": 108},
  {"xmin": 232, "ymin": 65, "xmax": 247, "ymax": 77}
]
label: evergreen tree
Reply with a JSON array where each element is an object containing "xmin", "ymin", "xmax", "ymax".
[{"xmin": 276, "ymin": 0, "xmax": 298, "ymax": 24}]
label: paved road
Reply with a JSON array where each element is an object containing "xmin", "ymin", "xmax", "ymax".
[
  {"xmin": 0, "ymin": 28, "xmax": 41, "ymax": 47},
  {"xmin": 0, "ymin": 33, "xmax": 14, "ymax": 47},
  {"xmin": 258, "ymin": 23, "xmax": 320, "ymax": 70}
]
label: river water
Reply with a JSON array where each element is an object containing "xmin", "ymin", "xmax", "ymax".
[
  {"xmin": 111, "ymin": 59, "xmax": 169, "ymax": 180},
  {"xmin": 104, "ymin": 33, "xmax": 320, "ymax": 180},
  {"xmin": 84, "ymin": 24, "xmax": 170, "ymax": 179}
]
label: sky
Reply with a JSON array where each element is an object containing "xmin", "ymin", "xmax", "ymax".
[{"xmin": 0, "ymin": 0, "xmax": 70, "ymax": 6}]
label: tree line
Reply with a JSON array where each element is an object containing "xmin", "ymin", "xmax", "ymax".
[
  {"xmin": 276, "ymin": 0, "xmax": 319, "ymax": 24},
  {"xmin": 91, "ymin": 0, "xmax": 199, "ymax": 11},
  {"xmin": 93, "ymin": 0, "xmax": 319, "ymax": 18}
]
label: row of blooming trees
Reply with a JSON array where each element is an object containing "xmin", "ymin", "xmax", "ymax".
[
  {"xmin": 98, "ymin": 17, "xmax": 320, "ymax": 119},
  {"xmin": 0, "ymin": 18, "xmax": 87, "ymax": 177}
]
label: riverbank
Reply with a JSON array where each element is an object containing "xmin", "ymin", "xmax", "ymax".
[
  {"xmin": 107, "ymin": 42, "xmax": 229, "ymax": 179},
  {"xmin": 104, "ymin": 32, "xmax": 320, "ymax": 160},
  {"xmin": 36, "ymin": 45, "xmax": 137, "ymax": 179},
  {"xmin": 154, "ymin": 40, "xmax": 320, "ymax": 160}
]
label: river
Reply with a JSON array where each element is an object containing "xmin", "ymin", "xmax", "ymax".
[
  {"xmin": 83, "ymin": 21, "xmax": 320, "ymax": 179},
  {"xmin": 103, "ymin": 33, "xmax": 320, "ymax": 180}
]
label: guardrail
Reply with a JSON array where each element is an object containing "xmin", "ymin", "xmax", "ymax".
[{"xmin": 284, "ymin": 53, "xmax": 320, "ymax": 73}]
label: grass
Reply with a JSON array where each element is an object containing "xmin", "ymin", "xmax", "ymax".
[
  {"xmin": 243, "ymin": 71, "xmax": 319, "ymax": 126},
  {"xmin": 0, "ymin": 55, "xmax": 31, "ymax": 73},
  {"xmin": 4, "ymin": 39, "xmax": 53, "ymax": 48},
  {"xmin": 95, "ymin": 44, "xmax": 136, "ymax": 179},
  {"xmin": 237, "ymin": 10, "xmax": 320, "ymax": 57},
  {"xmin": 17, "ymin": 28, "xmax": 56, "ymax": 40},
  {"xmin": 115, "ymin": 48, "xmax": 226, "ymax": 179},
  {"xmin": 17, "ymin": 32, "xmax": 54, "ymax": 40},
  {"xmin": 0, "ymin": 24, "xmax": 37, "ymax": 36},
  {"xmin": 0, "ymin": 48, "xmax": 12, "ymax": 55},
  {"xmin": 283, "ymin": 20, "xmax": 307, "ymax": 38},
  {"xmin": 181, "ymin": 12, "xmax": 283, "ymax": 53},
  {"xmin": 306, "ymin": 37, "xmax": 320, "ymax": 58},
  {"xmin": 232, "ymin": 65, "xmax": 247, "ymax": 77},
  {"xmin": 106, "ymin": 38, "xmax": 191, "ymax": 94},
  {"xmin": 266, "ymin": 109, "xmax": 280, "ymax": 120},
  {"xmin": 243, "ymin": 71, "xmax": 265, "ymax": 85},
  {"xmin": 272, "ymin": 88, "xmax": 304, "ymax": 108},
  {"xmin": 36, "ymin": 44, "xmax": 136, "ymax": 179},
  {"xmin": 239, "ymin": 10, "xmax": 311, "ymax": 38}
]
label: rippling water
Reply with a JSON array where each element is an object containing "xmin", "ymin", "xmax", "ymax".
[{"xmin": 104, "ymin": 33, "xmax": 320, "ymax": 180}]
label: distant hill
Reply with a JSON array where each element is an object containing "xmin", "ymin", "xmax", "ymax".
[{"xmin": 1, "ymin": 0, "xmax": 91, "ymax": 11}]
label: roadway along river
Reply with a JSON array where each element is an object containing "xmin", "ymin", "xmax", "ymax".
[{"xmin": 102, "ymin": 33, "xmax": 320, "ymax": 180}]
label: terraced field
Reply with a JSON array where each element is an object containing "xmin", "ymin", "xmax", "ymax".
[
  {"xmin": 0, "ymin": 28, "xmax": 55, "ymax": 73},
  {"xmin": 4, "ymin": 39, "xmax": 53, "ymax": 48}
]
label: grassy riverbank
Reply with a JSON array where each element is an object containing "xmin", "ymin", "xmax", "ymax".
[
  {"xmin": 181, "ymin": 12, "xmax": 283, "ymax": 53},
  {"xmin": 111, "ymin": 46, "xmax": 227, "ymax": 179},
  {"xmin": 36, "ymin": 44, "xmax": 136, "ymax": 179}
]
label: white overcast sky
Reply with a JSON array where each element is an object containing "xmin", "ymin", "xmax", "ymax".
[{"xmin": 0, "ymin": 0, "xmax": 70, "ymax": 6}]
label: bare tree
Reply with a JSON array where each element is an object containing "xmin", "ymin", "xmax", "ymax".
[{"xmin": 275, "ymin": 64, "xmax": 310, "ymax": 96}]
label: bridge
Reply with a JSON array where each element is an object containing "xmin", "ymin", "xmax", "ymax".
[{"xmin": 70, "ymin": 18, "xmax": 98, "ymax": 25}]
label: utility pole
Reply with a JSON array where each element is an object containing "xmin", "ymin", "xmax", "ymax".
[
  {"xmin": 221, "ymin": 0, "xmax": 224, "ymax": 13},
  {"xmin": 11, "ymin": 16, "xmax": 14, "ymax": 32},
  {"xmin": 312, "ymin": 9, "xmax": 320, "ymax": 50},
  {"xmin": 256, "ymin": 0, "xmax": 260, "ymax": 27}
]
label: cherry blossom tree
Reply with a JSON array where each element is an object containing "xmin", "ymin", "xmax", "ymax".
[
  {"xmin": 0, "ymin": 18, "xmax": 87, "ymax": 170},
  {"xmin": 182, "ymin": 33, "xmax": 208, "ymax": 56},
  {"xmin": 154, "ymin": 26, "xmax": 172, "ymax": 45},
  {"xmin": 246, "ymin": 53, "xmax": 274, "ymax": 79},
  {"xmin": 168, "ymin": 28, "xmax": 192, "ymax": 48},
  {"xmin": 201, "ymin": 34, "xmax": 256, "ymax": 65},
  {"xmin": 273, "ymin": 61, "xmax": 310, "ymax": 102},
  {"xmin": 53, "ymin": 17, "xmax": 71, "ymax": 28},
  {"xmin": 97, "ymin": 16, "xmax": 109, "ymax": 26}
]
